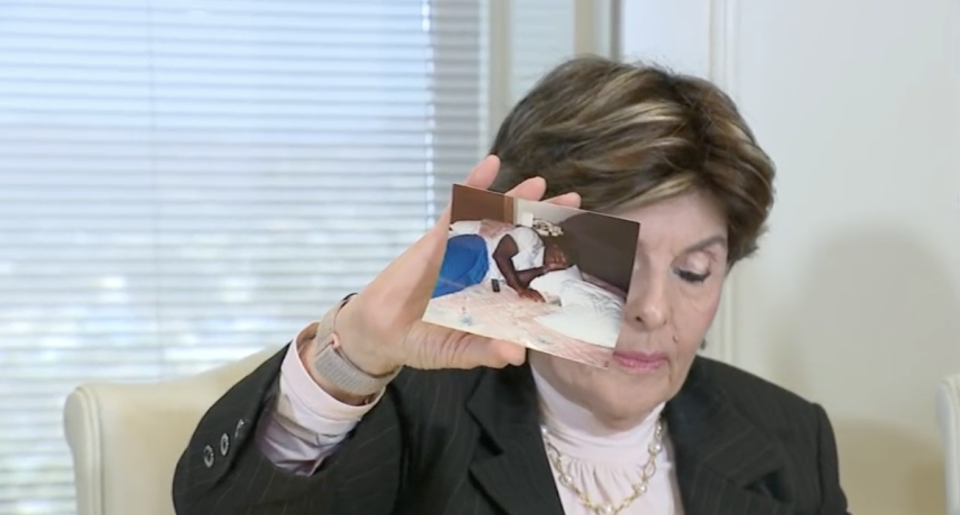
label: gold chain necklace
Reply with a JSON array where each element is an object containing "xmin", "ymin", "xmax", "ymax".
[{"xmin": 541, "ymin": 419, "xmax": 665, "ymax": 515}]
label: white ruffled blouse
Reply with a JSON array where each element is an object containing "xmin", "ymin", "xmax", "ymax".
[{"xmin": 532, "ymin": 366, "xmax": 685, "ymax": 515}]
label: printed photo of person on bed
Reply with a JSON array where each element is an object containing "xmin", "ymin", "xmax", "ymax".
[{"xmin": 422, "ymin": 184, "xmax": 640, "ymax": 368}]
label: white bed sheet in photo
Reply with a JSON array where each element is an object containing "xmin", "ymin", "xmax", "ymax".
[{"xmin": 531, "ymin": 269, "xmax": 625, "ymax": 348}]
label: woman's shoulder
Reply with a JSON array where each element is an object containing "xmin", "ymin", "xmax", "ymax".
[
  {"xmin": 696, "ymin": 356, "xmax": 806, "ymax": 396},
  {"xmin": 691, "ymin": 356, "xmax": 825, "ymax": 428}
]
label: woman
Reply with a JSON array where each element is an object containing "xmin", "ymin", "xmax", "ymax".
[
  {"xmin": 433, "ymin": 219, "xmax": 578, "ymax": 301},
  {"xmin": 173, "ymin": 57, "xmax": 849, "ymax": 515}
]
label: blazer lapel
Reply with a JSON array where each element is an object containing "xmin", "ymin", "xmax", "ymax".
[
  {"xmin": 666, "ymin": 358, "xmax": 793, "ymax": 515},
  {"xmin": 466, "ymin": 364, "xmax": 565, "ymax": 515}
]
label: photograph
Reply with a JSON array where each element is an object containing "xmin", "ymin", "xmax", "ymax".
[{"xmin": 422, "ymin": 184, "xmax": 640, "ymax": 368}]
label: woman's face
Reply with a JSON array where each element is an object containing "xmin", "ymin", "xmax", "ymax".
[{"xmin": 530, "ymin": 191, "xmax": 729, "ymax": 428}]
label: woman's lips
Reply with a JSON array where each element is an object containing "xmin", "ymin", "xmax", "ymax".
[{"xmin": 611, "ymin": 351, "xmax": 668, "ymax": 372}]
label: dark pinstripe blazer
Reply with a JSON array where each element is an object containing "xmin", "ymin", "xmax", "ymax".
[{"xmin": 173, "ymin": 346, "xmax": 850, "ymax": 515}]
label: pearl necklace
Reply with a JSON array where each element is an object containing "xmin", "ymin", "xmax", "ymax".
[{"xmin": 540, "ymin": 419, "xmax": 665, "ymax": 515}]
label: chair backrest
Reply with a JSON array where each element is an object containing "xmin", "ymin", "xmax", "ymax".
[
  {"xmin": 938, "ymin": 373, "xmax": 960, "ymax": 515},
  {"xmin": 63, "ymin": 348, "xmax": 278, "ymax": 515}
]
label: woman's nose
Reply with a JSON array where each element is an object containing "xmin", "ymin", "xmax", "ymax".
[{"xmin": 625, "ymin": 274, "xmax": 668, "ymax": 329}]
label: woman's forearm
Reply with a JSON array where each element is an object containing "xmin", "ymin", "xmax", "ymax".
[
  {"xmin": 494, "ymin": 256, "xmax": 544, "ymax": 291},
  {"xmin": 257, "ymin": 325, "xmax": 383, "ymax": 475},
  {"xmin": 491, "ymin": 233, "xmax": 546, "ymax": 291},
  {"xmin": 514, "ymin": 266, "xmax": 546, "ymax": 289}
]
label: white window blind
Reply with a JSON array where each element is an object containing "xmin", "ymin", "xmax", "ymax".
[
  {"xmin": 509, "ymin": 0, "xmax": 576, "ymax": 102},
  {"xmin": 0, "ymin": 1, "xmax": 592, "ymax": 513}
]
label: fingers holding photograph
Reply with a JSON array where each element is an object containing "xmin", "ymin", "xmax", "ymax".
[{"xmin": 423, "ymin": 184, "xmax": 639, "ymax": 368}]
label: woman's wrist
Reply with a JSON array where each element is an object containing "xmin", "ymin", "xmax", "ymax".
[
  {"xmin": 334, "ymin": 300, "xmax": 402, "ymax": 377},
  {"xmin": 300, "ymin": 300, "xmax": 401, "ymax": 406},
  {"xmin": 298, "ymin": 326, "xmax": 373, "ymax": 406}
]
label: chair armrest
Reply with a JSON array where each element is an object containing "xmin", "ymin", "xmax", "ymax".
[
  {"xmin": 937, "ymin": 374, "xmax": 960, "ymax": 515},
  {"xmin": 63, "ymin": 347, "xmax": 279, "ymax": 515}
]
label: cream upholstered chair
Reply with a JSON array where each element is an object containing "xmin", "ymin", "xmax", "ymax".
[
  {"xmin": 938, "ymin": 373, "xmax": 960, "ymax": 515},
  {"xmin": 63, "ymin": 347, "xmax": 278, "ymax": 515}
]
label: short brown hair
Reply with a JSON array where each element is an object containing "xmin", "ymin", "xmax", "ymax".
[{"xmin": 488, "ymin": 56, "xmax": 775, "ymax": 266}]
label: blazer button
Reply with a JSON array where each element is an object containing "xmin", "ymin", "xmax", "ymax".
[
  {"xmin": 202, "ymin": 445, "xmax": 215, "ymax": 468},
  {"xmin": 219, "ymin": 433, "xmax": 230, "ymax": 456}
]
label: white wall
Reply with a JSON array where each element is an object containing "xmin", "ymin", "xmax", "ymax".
[
  {"xmin": 621, "ymin": 1, "xmax": 960, "ymax": 514},
  {"xmin": 488, "ymin": 0, "xmax": 616, "ymax": 141},
  {"xmin": 514, "ymin": 198, "xmax": 580, "ymax": 226}
]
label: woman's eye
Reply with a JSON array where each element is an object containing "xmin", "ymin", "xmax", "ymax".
[{"xmin": 675, "ymin": 269, "xmax": 710, "ymax": 284}]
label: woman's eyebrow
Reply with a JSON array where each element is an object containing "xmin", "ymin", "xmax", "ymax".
[{"xmin": 681, "ymin": 234, "xmax": 727, "ymax": 254}]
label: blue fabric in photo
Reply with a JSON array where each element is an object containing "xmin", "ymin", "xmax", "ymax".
[{"xmin": 432, "ymin": 234, "xmax": 490, "ymax": 298}]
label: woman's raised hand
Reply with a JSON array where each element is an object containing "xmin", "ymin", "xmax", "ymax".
[{"xmin": 334, "ymin": 156, "xmax": 580, "ymax": 375}]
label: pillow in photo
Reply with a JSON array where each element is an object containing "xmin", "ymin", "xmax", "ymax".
[
  {"xmin": 534, "ymin": 280, "xmax": 624, "ymax": 348},
  {"xmin": 529, "ymin": 265, "xmax": 582, "ymax": 298},
  {"xmin": 449, "ymin": 221, "xmax": 482, "ymax": 235},
  {"xmin": 535, "ymin": 308, "xmax": 620, "ymax": 348},
  {"xmin": 559, "ymin": 279, "xmax": 625, "ymax": 320}
]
